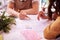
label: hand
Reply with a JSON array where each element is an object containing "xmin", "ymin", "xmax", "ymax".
[
  {"xmin": 37, "ymin": 13, "xmax": 40, "ymax": 20},
  {"xmin": 37, "ymin": 11, "xmax": 44, "ymax": 20},
  {"xmin": 19, "ymin": 10, "xmax": 30, "ymax": 20},
  {"xmin": 19, "ymin": 13, "xmax": 30, "ymax": 20},
  {"xmin": 37, "ymin": 11, "xmax": 48, "ymax": 20}
]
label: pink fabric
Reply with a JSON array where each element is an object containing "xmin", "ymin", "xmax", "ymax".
[{"xmin": 21, "ymin": 30, "xmax": 41, "ymax": 40}]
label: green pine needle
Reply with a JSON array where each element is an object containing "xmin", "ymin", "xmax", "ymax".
[{"xmin": 0, "ymin": 11, "xmax": 16, "ymax": 33}]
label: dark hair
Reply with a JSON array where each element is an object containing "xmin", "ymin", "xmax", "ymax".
[{"xmin": 48, "ymin": 0, "xmax": 60, "ymax": 20}]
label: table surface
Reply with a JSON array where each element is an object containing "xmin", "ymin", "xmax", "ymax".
[{"xmin": 2, "ymin": 15, "xmax": 52, "ymax": 40}]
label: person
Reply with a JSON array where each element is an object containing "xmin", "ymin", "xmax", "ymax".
[
  {"xmin": 43, "ymin": 0, "xmax": 60, "ymax": 40},
  {"xmin": 7, "ymin": 0, "xmax": 39, "ymax": 20}
]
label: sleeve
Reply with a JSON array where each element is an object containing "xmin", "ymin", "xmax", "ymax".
[
  {"xmin": 44, "ymin": 18, "xmax": 60, "ymax": 39},
  {"xmin": 39, "ymin": 0, "xmax": 42, "ymax": 11},
  {"xmin": 7, "ymin": 0, "xmax": 14, "ymax": 9},
  {"xmin": 8, "ymin": 0, "xmax": 14, "ymax": 3}
]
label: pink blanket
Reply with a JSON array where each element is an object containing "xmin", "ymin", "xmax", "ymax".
[{"xmin": 21, "ymin": 30, "xmax": 41, "ymax": 40}]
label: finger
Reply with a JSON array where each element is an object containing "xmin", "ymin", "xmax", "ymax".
[{"xmin": 37, "ymin": 15, "xmax": 40, "ymax": 20}]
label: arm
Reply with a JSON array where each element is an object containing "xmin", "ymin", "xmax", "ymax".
[
  {"xmin": 44, "ymin": 17, "xmax": 60, "ymax": 39},
  {"xmin": 6, "ymin": 2, "xmax": 19, "ymax": 17},
  {"xmin": 7, "ymin": 1, "xmax": 30, "ymax": 20},
  {"xmin": 23, "ymin": 1, "xmax": 39, "ymax": 15}
]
